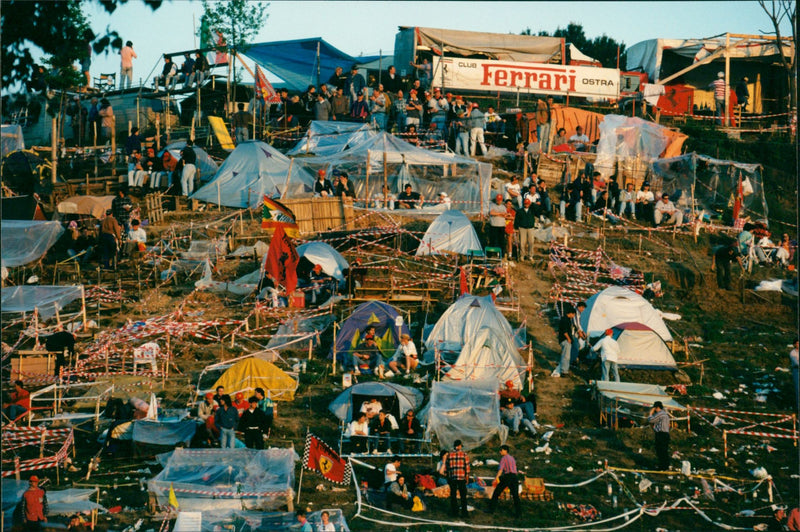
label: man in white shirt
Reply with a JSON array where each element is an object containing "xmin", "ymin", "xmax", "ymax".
[
  {"xmin": 592, "ymin": 328, "xmax": 621, "ymax": 382},
  {"xmin": 568, "ymin": 126, "xmax": 590, "ymax": 151},
  {"xmin": 654, "ymin": 193, "xmax": 684, "ymax": 226},
  {"xmin": 124, "ymin": 219, "xmax": 147, "ymax": 256},
  {"xmin": 347, "ymin": 412, "xmax": 370, "ymax": 453},
  {"xmin": 504, "ymin": 176, "xmax": 523, "ymax": 207},
  {"xmin": 384, "ymin": 457, "xmax": 402, "ymax": 485},
  {"xmin": 388, "ymin": 334, "xmax": 418, "ymax": 375}
]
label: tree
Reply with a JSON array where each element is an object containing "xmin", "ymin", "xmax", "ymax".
[
  {"xmin": 521, "ymin": 22, "xmax": 625, "ymax": 69},
  {"xmin": 758, "ymin": 0, "xmax": 796, "ymax": 110}
]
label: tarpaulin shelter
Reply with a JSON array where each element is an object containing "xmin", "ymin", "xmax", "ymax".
[
  {"xmin": 1, "ymin": 196, "xmax": 46, "ymax": 220},
  {"xmin": 265, "ymin": 314, "xmax": 334, "ymax": 351},
  {"xmin": 594, "ymin": 115, "xmax": 688, "ymax": 179},
  {"xmin": 1, "ymin": 285, "xmax": 84, "ymax": 320},
  {"xmin": 421, "ymin": 379, "xmax": 507, "ymax": 452},
  {"xmin": 416, "ymin": 210, "xmax": 482, "ymax": 256},
  {"xmin": 3, "ymin": 480, "xmax": 105, "ymax": 523},
  {"xmin": 296, "ymin": 241, "xmax": 349, "ymax": 281},
  {"xmin": 55, "ymin": 195, "xmax": 115, "ymax": 220},
  {"xmin": 1, "ymin": 150, "xmax": 51, "ymax": 195},
  {"xmin": 211, "ymin": 358, "xmax": 298, "ymax": 401},
  {"xmin": 649, "ymin": 153, "xmax": 767, "ymax": 223},
  {"xmin": 1, "ymin": 124, "xmax": 25, "ymax": 157},
  {"xmin": 195, "ymin": 261, "xmax": 261, "ymax": 296},
  {"xmin": 160, "ymin": 141, "xmax": 219, "ymax": 183},
  {"xmin": 291, "ymin": 132, "xmax": 492, "ymax": 214},
  {"xmin": 148, "ymin": 448, "xmax": 298, "ymax": 511},
  {"xmin": 625, "ymin": 36, "xmax": 795, "ymax": 114},
  {"xmin": 549, "ymin": 106, "xmax": 605, "ymax": 148},
  {"xmin": 328, "ymin": 381, "xmax": 423, "ymax": 424},
  {"xmin": 594, "ymin": 381, "xmax": 687, "ymax": 429},
  {"xmin": 194, "ymin": 509, "xmax": 350, "ymax": 532},
  {"xmin": 287, "ymin": 121, "xmax": 375, "ymax": 156},
  {"xmin": 128, "ymin": 419, "xmax": 197, "ymax": 446},
  {"xmin": 191, "ymin": 141, "xmax": 315, "ymax": 208},
  {"xmin": 244, "ymin": 38, "xmax": 357, "ymax": 93},
  {"xmin": 331, "ymin": 301, "xmax": 410, "ymax": 365},
  {"xmin": 1, "ymin": 220, "xmax": 64, "ymax": 267}
]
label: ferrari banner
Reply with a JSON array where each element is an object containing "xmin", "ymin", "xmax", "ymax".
[{"xmin": 302, "ymin": 433, "xmax": 351, "ymax": 485}]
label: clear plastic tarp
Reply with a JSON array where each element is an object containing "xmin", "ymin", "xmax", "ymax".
[
  {"xmin": 1, "ymin": 125, "xmax": 25, "ymax": 157},
  {"xmin": 181, "ymin": 239, "xmax": 229, "ymax": 261},
  {"xmin": 1, "ymin": 285, "xmax": 83, "ymax": 320},
  {"xmin": 421, "ymin": 379, "xmax": 507, "ymax": 452},
  {"xmin": 148, "ymin": 448, "xmax": 298, "ymax": 511},
  {"xmin": 130, "ymin": 419, "xmax": 197, "ymax": 446},
  {"xmin": 195, "ymin": 261, "xmax": 261, "ymax": 296},
  {"xmin": 649, "ymin": 153, "xmax": 768, "ymax": 223},
  {"xmin": 287, "ymin": 120, "xmax": 376, "ymax": 156},
  {"xmin": 265, "ymin": 314, "xmax": 334, "ymax": 351},
  {"xmin": 1, "ymin": 220, "xmax": 64, "ymax": 268},
  {"xmin": 594, "ymin": 115, "xmax": 686, "ymax": 179},
  {"xmin": 194, "ymin": 508, "xmax": 350, "ymax": 532},
  {"xmin": 3, "ymin": 481, "xmax": 105, "ymax": 522},
  {"xmin": 291, "ymin": 132, "xmax": 492, "ymax": 214}
]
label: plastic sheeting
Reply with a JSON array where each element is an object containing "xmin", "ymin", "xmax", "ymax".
[
  {"xmin": 329, "ymin": 382, "xmax": 423, "ymax": 423},
  {"xmin": 191, "ymin": 141, "xmax": 316, "ymax": 208},
  {"xmin": 291, "ymin": 132, "xmax": 492, "ymax": 214},
  {"xmin": 594, "ymin": 381, "xmax": 686, "ymax": 410},
  {"xmin": 297, "ymin": 242, "xmax": 349, "ymax": 281},
  {"xmin": 1, "ymin": 220, "xmax": 64, "ymax": 268},
  {"xmin": 266, "ymin": 314, "xmax": 334, "ymax": 351},
  {"xmin": 649, "ymin": 153, "xmax": 768, "ymax": 223},
  {"xmin": 149, "ymin": 448, "xmax": 298, "ymax": 512},
  {"xmin": 195, "ymin": 261, "xmax": 261, "ymax": 296},
  {"xmin": 1, "ymin": 125, "xmax": 25, "ymax": 157},
  {"xmin": 580, "ymin": 286, "xmax": 672, "ymax": 342},
  {"xmin": 416, "ymin": 210, "xmax": 482, "ymax": 256},
  {"xmin": 1, "ymin": 285, "xmax": 83, "ymax": 320},
  {"xmin": 130, "ymin": 419, "xmax": 197, "ymax": 446},
  {"xmin": 181, "ymin": 239, "xmax": 228, "ymax": 260},
  {"xmin": 287, "ymin": 121, "xmax": 376, "ymax": 156},
  {"xmin": 195, "ymin": 508, "xmax": 350, "ymax": 532},
  {"xmin": 3, "ymin": 481, "xmax": 105, "ymax": 521},
  {"xmin": 422, "ymin": 379, "xmax": 507, "ymax": 452},
  {"xmin": 594, "ymin": 115, "xmax": 687, "ymax": 179}
]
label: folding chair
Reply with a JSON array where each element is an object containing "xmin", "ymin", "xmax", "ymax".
[{"xmin": 94, "ymin": 73, "xmax": 117, "ymax": 92}]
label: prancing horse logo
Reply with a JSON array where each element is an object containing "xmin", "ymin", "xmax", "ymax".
[{"xmin": 318, "ymin": 456, "xmax": 334, "ymax": 475}]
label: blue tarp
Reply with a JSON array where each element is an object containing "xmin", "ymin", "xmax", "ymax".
[
  {"xmin": 131, "ymin": 419, "xmax": 197, "ymax": 446},
  {"xmin": 244, "ymin": 38, "xmax": 357, "ymax": 92},
  {"xmin": 330, "ymin": 301, "xmax": 410, "ymax": 364}
]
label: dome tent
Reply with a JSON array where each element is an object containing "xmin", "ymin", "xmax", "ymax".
[
  {"xmin": 210, "ymin": 357, "xmax": 298, "ymax": 401},
  {"xmin": 330, "ymin": 301, "xmax": 410, "ymax": 366},
  {"xmin": 296, "ymin": 241, "xmax": 349, "ymax": 281},
  {"xmin": 328, "ymin": 381, "xmax": 423, "ymax": 424},
  {"xmin": 416, "ymin": 210, "xmax": 483, "ymax": 256},
  {"xmin": 159, "ymin": 140, "xmax": 219, "ymax": 183}
]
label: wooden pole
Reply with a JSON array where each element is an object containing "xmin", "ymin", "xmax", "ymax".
[
  {"xmin": 364, "ymin": 150, "xmax": 371, "ymax": 204},
  {"xmin": 280, "ymin": 158, "xmax": 294, "ymax": 199},
  {"xmin": 51, "ymin": 118, "xmax": 58, "ymax": 184},
  {"xmin": 382, "ymin": 151, "xmax": 388, "ymax": 204},
  {"xmin": 80, "ymin": 285, "xmax": 88, "ymax": 332},
  {"xmin": 332, "ymin": 321, "xmax": 338, "ymax": 376},
  {"xmin": 155, "ymin": 116, "xmax": 161, "ymax": 151},
  {"xmin": 724, "ymin": 33, "xmax": 731, "ymax": 127}
]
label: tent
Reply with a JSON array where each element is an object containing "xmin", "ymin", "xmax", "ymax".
[
  {"xmin": 416, "ymin": 210, "xmax": 482, "ymax": 256},
  {"xmin": 580, "ymin": 286, "xmax": 672, "ymax": 342},
  {"xmin": 211, "ymin": 358, "xmax": 297, "ymax": 401},
  {"xmin": 195, "ymin": 261, "xmax": 261, "ymax": 296},
  {"xmin": 1, "ymin": 220, "xmax": 64, "ymax": 268},
  {"xmin": 244, "ymin": 38, "xmax": 357, "ymax": 93},
  {"xmin": 287, "ymin": 121, "xmax": 375, "ymax": 156},
  {"xmin": 160, "ymin": 141, "xmax": 219, "ymax": 183},
  {"xmin": 328, "ymin": 381, "xmax": 423, "ymax": 424},
  {"xmin": 331, "ymin": 301, "xmax": 410, "ymax": 364},
  {"xmin": 606, "ymin": 322, "xmax": 677, "ymax": 370},
  {"xmin": 191, "ymin": 141, "xmax": 315, "ymax": 209},
  {"xmin": 291, "ymin": 132, "xmax": 492, "ymax": 214},
  {"xmin": 444, "ymin": 325, "xmax": 527, "ymax": 389},
  {"xmin": 1, "ymin": 285, "xmax": 83, "ymax": 320},
  {"xmin": 55, "ymin": 195, "xmax": 115, "ymax": 220},
  {"xmin": 1, "ymin": 196, "xmax": 46, "ymax": 220},
  {"xmin": 1, "ymin": 124, "xmax": 25, "ymax": 157},
  {"xmin": 422, "ymin": 379, "xmax": 507, "ymax": 452},
  {"xmin": 296, "ymin": 242, "xmax": 349, "ymax": 281}
]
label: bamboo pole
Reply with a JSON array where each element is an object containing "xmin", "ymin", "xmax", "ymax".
[
  {"xmin": 51, "ymin": 118, "xmax": 58, "ymax": 184},
  {"xmin": 280, "ymin": 158, "xmax": 294, "ymax": 199}
]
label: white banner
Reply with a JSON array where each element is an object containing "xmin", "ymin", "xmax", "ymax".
[{"xmin": 431, "ymin": 57, "xmax": 620, "ymax": 99}]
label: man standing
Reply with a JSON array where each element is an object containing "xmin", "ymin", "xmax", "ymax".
[
  {"xmin": 791, "ymin": 339, "xmax": 799, "ymax": 418},
  {"xmin": 536, "ymin": 98, "xmax": 552, "ymax": 153},
  {"xmin": 346, "ymin": 64, "xmax": 366, "ymax": 104},
  {"xmin": 445, "ymin": 439, "xmax": 470, "ymax": 518},
  {"xmin": 514, "ymin": 197, "xmax": 537, "ymax": 261},
  {"xmin": 327, "ymin": 66, "xmax": 347, "ymax": 91},
  {"xmin": 709, "ymin": 72, "xmax": 727, "ymax": 126},
  {"xmin": 592, "ymin": 329, "xmax": 621, "ymax": 382},
  {"xmin": 313, "ymin": 92, "xmax": 332, "ymax": 122},
  {"xmin": 648, "ymin": 401, "xmax": 671, "ymax": 471},
  {"xmin": 468, "ymin": 103, "xmax": 488, "ymax": 157},
  {"xmin": 180, "ymin": 140, "xmax": 197, "ymax": 197},
  {"xmin": 232, "ymin": 103, "xmax": 250, "ymax": 143},
  {"xmin": 21, "ymin": 476, "xmax": 48, "ymax": 529},
  {"xmin": 370, "ymin": 86, "xmax": 388, "ymax": 130},
  {"xmin": 119, "ymin": 41, "xmax": 137, "ymax": 90},
  {"xmin": 488, "ymin": 445, "xmax": 521, "ymax": 517},
  {"xmin": 254, "ymin": 387, "xmax": 275, "ymax": 435},
  {"xmin": 399, "ymin": 409, "xmax": 422, "ymax": 453},
  {"xmin": 239, "ymin": 397, "xmax": 269, "ymax": 449},
  {"xmin": 712, "ymin": 242, "xmax": 742, "ymax": 290},
  {"xmin": 383, "ymin": 65, "xmax": 402, "ymax": 94},
  {"xmin": 100, "ymin": 209, "xmax": 121, "ymax": 269},
  {"xmin": 553, "ymin": 306, "xmax": 576, "ymax": 378},
  {"xmin": 487, "ymin": 194, "xmax": 507, "ymax": 251},
  {"xmin": 330, "ymin": 87, "xmax": 349, "ymax": 121}
]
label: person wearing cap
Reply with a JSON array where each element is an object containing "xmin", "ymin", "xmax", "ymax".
[
  {"xmin": 232, "ymin": 392, "xmax": 249, "ymax": 414},
  {"xmin": 654, "ymin": 192, "xmax": 684, "ymax": 227},
  {"xmin": 445, "ymin": 439, "xmax": 470, "ymax": 518},
  {"xmin": 635, "ymin": 182, "xmax": 655, "ymax": 224},
  {"xmin": 239, "ymin": 396, "xmax": 269, "ymax": 449},
  {"xmin": 335, "ymin": 171, "xmax": 356, "ymax": 198},
  {"xmin": 197, "ymin": 392, "xmax": 217, "ymax": 422},
  {"xmin": 514, "ymin": 196, "xmax": 537, "ymax": 261},
  {"xmin": 397, "ymin": 184, "xmax": 423, "ymax": 209},
  {"xmin": 647, "ymin": 401, "xmax": 671, "ymax": 471},
  {"xmin": 553, "ymin": 306, "xmax": 576, "ymax": 377},
  {"xmin": 21, "ymin": 475, "xmax": 48, "ymax": 529},
  {"xmin": 487, "ymin": 193, "xmax": 507, "ymax": 250},
  {"xmin": 592, "ymin": 328, "xmax": 621, "ymax": 382},
  {"xmin": 313, "ymin": 169, "xmax": 333, "ymax": 197},
  {"xmin": 345, "ymin": 64, "xmax": 366, "ymax": 104},
  {"xmin": 499, "ymin": 380, "xmax": 537, "ymax": 424},
  {"xmin": 468, "ymin": 102, "xmax": 488, "ymax": 157},
  {"xmin": 431, "ymin": 88, "xmax": 449, "ymax": 132},
  {"xmin": 451, "ymin": 95, "xmax": 470, "ymax": 155},
  {"xmin": 388, "ymin": 333, "xmax": 418, "ymax": 375},
  {"xmin": 708, "ymin": 71, "xmax": 727, "ymax": 125}
]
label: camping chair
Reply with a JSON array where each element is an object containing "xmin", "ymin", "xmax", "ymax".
[{"xmin": 94, "ymin": 73, "xmax": 116, "ymax": 92}]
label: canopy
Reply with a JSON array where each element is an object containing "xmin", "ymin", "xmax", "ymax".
[
  {"xmin": 328, "ymin": 381, "xmax": 423, "ymax": 424},
  {"xmin": 292, "ymin": 132, "xmax": 492, "ymax": 214},
  {"xmin": 191, "ymin": 141, "xmax": 315, "ymax": 208},
  {"xmin": 1, "ymin": 285, "xmax": 83, "ymax": 320},
  {"xmin": 0, "ymin": 220, "xmax": 64, "ymax": 267},
  {"xmin": 422, "ymin": 379, "xmax": 507, "ymax": 452},
  {"xmin": 444, "ymin": 326, "xmax": 527, "ymax": 389},
  {"xmin": 580, "ymin": 286, "xmax": 672, "ymax": 342},
  {"xmin": 244, "ymin": 38, "xmax": 357, "ymax": 92},
  {"xmin": 287, "ymin": 121, "xmax": 375, "ymax": 156},
  {"xmin": 211, "ymin": 358, "xmax": 297, "ymax": 401},
  {"xmin": 609, "ymin": 322, "xmax": 677, "ymax": 370},
  {"xmin": 595, "ymin": 381, "xmax": 686, "ymax": 411},
  {"xmin": 55, "ymin": 195, "xmax": 115, "ymax": 220},
  {"xmin": 3, "ymin": 481, "xmax": 105, "ymax": 519},
  {"xmin": 416, "ymin": 210, "xmax": 482, "ymax": 256},
  {"xmin": 331, "ymin": 301, "xmax": 410, "ymax": 363},
  {"xmin": 160, "ymin": 141, "xmax": 219, "ymax": 183},
  {"xmin": 296, "ymin": 241, "xmax": 349, "ymax": 281}
]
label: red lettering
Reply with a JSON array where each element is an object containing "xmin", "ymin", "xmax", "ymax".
[
  {"xmin": 509, "ymin": 70, "xmax": 523, "ymax": 87},
  {"xmin": 480, "ymin": 64, "xmax": 493, "ymax": 86},
  {"xmin": 554, "ymin": 74, "xmax": 567, "ymax": 91},
  {"xmin": 568, "ymin": 74, "xmax": 576, "ymax": 92},
  {"xmin": 495, "ymin": 70, "xmax": 507, "ymax": 86},
  {"xmin": 539, "ymin": 73, "xmax": 552, "ymax": 90},
  {"xmin": 524, "ymin": 71, "xmax": 537, "ymax": 88}
]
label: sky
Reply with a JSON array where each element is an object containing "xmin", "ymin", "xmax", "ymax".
[{"xmin": 75, "ymin": 0, "xmax": 793, "ymax": 85}]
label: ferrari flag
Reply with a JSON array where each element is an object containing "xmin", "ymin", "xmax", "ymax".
[{"xmin": 302, "ymin": 433, "xmax": 351, "ymax": 485}]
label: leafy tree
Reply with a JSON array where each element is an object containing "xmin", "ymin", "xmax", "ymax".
[
  {"xmin": 758, "ymin": 0, "xmax": 796, "ymax": 110},
  {"xmin": 520, "ymin": 22, "xmax": 625, "ymax": 69}
]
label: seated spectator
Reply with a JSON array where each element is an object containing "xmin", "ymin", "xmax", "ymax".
[
  {"xmin": 4, "ymin": 380, "xmax": 30, "ymax": 420},
  {"xmin": 352, "ymin": 337, "xmax": 385, "ymax": 377},
  {"xmin": 189, "ymin": 51, "xmax": 209, "ymax": 87},
  {"xmin": 635, "ymin": 182, "xmax": 655, "ymax": 224},
  {"xmin": 504, "ymin": 176, "xmax": 523, "ymax": 208},
  {"xmin": 423, "ymin": 121, "xmax": 444, "ymax": 149},
  {"xmin": 335, "ymin": 172, "xmax": 356, "ymax": 198},
  {"xmin": 485, "ymin": 106, "xmax": 503, "ymax": 133},
  {"xmin": 154, "ymin": 55, "xmax": 178, "ymax": 92},
  {"xmin": 500, "ymin": 400, "xmax": 536, "ymax": 437},
  {"xmin": 776, "ymin": 233, "xmax": 793, "ymax": 266},
  {"xmin": 123, "ymin": 219, "xmax": 147, "ymax": 256},
  {"xmin": 370, "ymin": 410, "xmax": 396, "ymax": 453},
  {"xmin": 398, "ymin": 409, "xmax": 422, "ymax": 453},
  {"xmin": 347, "ymin": 412, "xmax": 370, "ymax": 453},
  {"xmin": 373, "ymin": 185, "xmax": 396, "ymax": 209},
  {"xmin": 360, "ymin": 397, "xmax": 383, "ymax": 419},
  {"xmin": 435, "ymin": 191, "xmax": 451, "ymax": 210},
  {"xmin": 127, "ymin": 149, "xmax": 147, "ymax": 189},
  {"xmin": 593, "ymin": 190, "xmax": 621, "ymax": 224},
  {"xmin": 396, "ymin": 184, "xmax": 423, "ymax": 209},
  {"xmin": 388, "ymin": 334, "xmax": 418, "ymax": 375},
  {"xmin": 313, "ymin": 169, "xmax": 333, "ymax": 197},
  {"xmin": 553, "ymin": 127, "xmax": 569, "ymax": 149},
  {"xmin": 386, "ymin": 474, "xmax": 413, "ymax": 511},
  {"xmin": 178, "ymin": 53, "xmax": 194, "ymax": 88},
  {"xmin": 499, "ymin": 380, "xmax": 536, "ymax": 423},
  {"xmin": 654, "ymin": 193, "xmax": 684, "ymax": 226},
  {"xmin": 569, "ymin": 126, "xmax": 589, "ymax": 151},
  {"xmin": 405, "ymin": 124, "xmax": 420, "ymax": 146},
  {"xmin": 537, "ymin": 179, "xmax": 552, "ymax": 221},
  {"xmin": 739, "ymin": 223, "xmax": 768, "ymax": 264},
  {"xmin": 618, "ymin": 182, "xmax": 636, "ymax": 219}
]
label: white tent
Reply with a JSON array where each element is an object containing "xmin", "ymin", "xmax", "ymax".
[
  {"xmin": 608, "ymin": 322, "xmax": 677, "ymax": 370},
  {"xmin": 287, "ymin": 121, "xmax": 376, "ymax": 156},
  {"xmin": 297, "ymin": 242, "xmax": 349, "ymax": 281},
  {"xmin": 421, "ymin": 379, "xmax": 507, "ymax": 452},
  {"xmin": 444, "ymin": 326, "xmax": 526, "ymax": 389},
  {"xmin": 416, "ymin": 210, "xmax": 482, "ymax": 256},
  {"xmin": 580, "ymin": 286, "xmax": 672, "ymax": 341},
  {"xmin": 191, "ymin": 141, "xmax": 315, "ymax": 208}
]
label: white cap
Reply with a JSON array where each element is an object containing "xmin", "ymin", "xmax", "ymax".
[{"xmin": 717, "ymin": 71, "xmax": 724, "ymax": 78}]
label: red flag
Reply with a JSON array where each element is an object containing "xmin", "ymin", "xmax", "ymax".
[
  {"xmin": 264, "ymin": 225, "xmax": 298, "ymax": 294},
  {"xmin": 255, "ymin": 65, "xmax": 281, "ymax": 104},
  {"xmin": 214, "ymin": 32, "xmax": 229, "ymax": 65},
  {"xmin": 459, "ymin": 267, "xmax": 469, "ymax": 296},
  {"xmin": 303, "ymin": 433, "xmax": 351, "ymax": 485}
]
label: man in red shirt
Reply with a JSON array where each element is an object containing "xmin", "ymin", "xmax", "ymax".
[
  {"xmin": 4, "ymin": 380, "xmax": 30, "ymax": 420},
  {"xmin": 445, "ymin": 439, "xmax": 470, "ymax": 518},
  {"xmin": 21, "ymin": 475, "xmax": 48, "ymax": 529}
]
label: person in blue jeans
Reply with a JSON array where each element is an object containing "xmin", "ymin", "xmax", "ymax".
[{"xmin": 214, "ymin": 395, "xmax": 239, "ymax": 448}]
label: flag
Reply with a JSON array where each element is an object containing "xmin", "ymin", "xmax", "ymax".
[
  {"xmin": 459, "ymin": 267, "xmax": 469, "ymax": 296},
  {"xmin": 213, "ymin": 31, "xmax": 228, "ymax": 65},
  {"xmin": 255, "ymin": 65, "xmax": 281, "ymax": 104},
  {"xmin": 168, "ymin": 483, "xmax": 179, "ymax": 509},
  {"xmin": 303, "ymin": 432, "xmax": 351, "ymax": 485},
  {"xmin": 261, "ymin": 195, "xmax": 299, "ymax": 237},
  {"xmin": 264, "ymin": 224, "xmax": 299, "ymax": 294}
]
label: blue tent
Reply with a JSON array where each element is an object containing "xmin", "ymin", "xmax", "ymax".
[
  {"xmin": 244, "ymin": 38, "xmax": 357, "ymax": 92},
  {"xmin": 331, "ymin": 301, "xmax": 410, "ymax": 365}
]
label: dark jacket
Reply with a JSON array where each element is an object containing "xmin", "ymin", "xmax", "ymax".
[
  {"xmin": 215, "ymin": 405, "xmax": 239, "ymax": 430},
  {"xmin": 239, "ymin": 407, "xmax": 268, "ymax": 433},
  {"xmin": 514, "ymin": 206, "xmax": 537, "ymax": 229}
]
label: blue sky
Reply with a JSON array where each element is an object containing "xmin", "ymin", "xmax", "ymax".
[{"xmin": 80, "ymin": 0, "xmax": 792, "ymax": 84}]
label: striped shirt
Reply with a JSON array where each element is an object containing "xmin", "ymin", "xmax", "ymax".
[
  {"xmin": 498, "ymin": 453, "xmax": 518, "ymax": 475},
  {"xmin": 446, "ymin": 450, "xmax": 470, "ymax": 480},
  {"xmin": 649, "ymin": 409, "xmax": 671, "ymax": 433},
  {"xmin": 710, "ymin": 78, "xmax": 727, "ymax": 101}
]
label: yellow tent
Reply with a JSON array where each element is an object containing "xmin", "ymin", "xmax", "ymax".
[{"xmin": 211, "ymin": 358, "xmax": 297, "ymax": 401}]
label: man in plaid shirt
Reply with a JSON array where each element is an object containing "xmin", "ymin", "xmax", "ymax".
[{"xmin": 445, "ymin": 439, "xmax": 470, "ymax": 518}]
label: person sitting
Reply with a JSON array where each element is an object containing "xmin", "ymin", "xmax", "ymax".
[
  {"xmin": 552, "ymin": 127, "xmax": 569, "ymax": 151},
  {"xmin": 396, "ymin": 184, "xmax": 423, "ymax": 209},
  {"xmin": 654, "ymin": 193, "xmax": 684, "ymax": 226},
  {"xmin": 385, "ymin": 474, "xmax": 414, "ymax": 511},
  {"xmin": 398, "ymin": 409, "xmax": 423, "ymax": 453},
  {"xmin": 635, "ymin": 182, "xmax": 655, "ymax": 225},
  {"xmin": 434, "ymin": 191, "xmax": 451, "ymax": 211},
  {"xmin": 738, "ymin": 223, "xmax": 768, "ymax": 264},
  {"xmin": 592, "ymin": 190, "xmax": 621, "ymax": 224},
  {"xmin": 127, "ymin": 149, "xmax": 147, "ymax": 189},
  {"xmin": 347, "ymin": 412, "xmax": 370, "ymax": 453},
  {"xmin": 776, "ymin": 233, "xmax": 793, "ymax": 266},
  {"xmin": 352, "ymin": 337, "xmax": 385, "ymax": 377},
  {"xmin": 313, "ymin": 169, "xmax": 333, "ymax": 197},
  {"xmin": 499, "ymin": 380, "xmax": 536, "ymax": 423},
  {"xmin": 504, "ymin": 176, "xmax": 523, "ymax": 208},
  {"xmin": 305, "ymin": 264, "xmax": 335, "ymax": 306},
  {"xmin": 388, "ymin": 334, "xmax": 418, "ymax": 375},
  {"xmin": 335, "ymin": 172, "xmax": 356, "ymax": 198},
  {"xmin": 618, "ymin": 182, "xmax": 636, "ymax": 219},
  {"xmin": 4, "ymin": 380, "xmax": 30, "ymax": 421},
  {"xmin": 123, "ymin": 219, "xmax": 147, "ymax": 257},
  {"xmin": 177, "ymin": 53, "xmax": 194, "ymax": 88},
  {"xmin": 500, "ymin": 400, "xmax": 536, "ymax": 437},
  {"xmin": 568, "ymin": 126, "xmax": 589, "ymax": 151},
  {"xmin": 189, "ymin": 51, "xmax": 209, "ymax": 87},
  {"xmin": 360, "ymin": 397, "xmax": 383, "ymax": 420},
  {"xmin": 370, "ymin": 410, "xmax": 395, "ymax": 453},
  {"xmin": 154, "ymin": 55, "xmax": 178, "ymax": 92}
]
